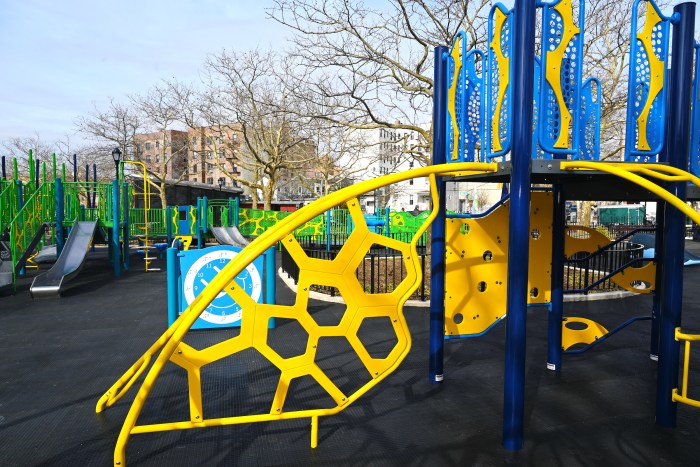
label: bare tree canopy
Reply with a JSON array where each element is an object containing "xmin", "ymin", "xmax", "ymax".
[{"xmin": 270, "ymin": 0, "xmax": 492, "ymax": 165}]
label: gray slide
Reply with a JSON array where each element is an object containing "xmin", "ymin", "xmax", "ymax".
[
  {"xmin": 211, "ymin": 226, "xmax": 250, "ymax": 248},
  {"xmin": 30, "ymin": 221, "xmax": 98, "ymax": 298}
]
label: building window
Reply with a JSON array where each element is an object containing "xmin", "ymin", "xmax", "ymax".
[
  {"xmin": 192, "ymin": 136, "xmax": 197, "ymax": 145},
  {"xmin": 207, "ymin": 163, "xmax": 213, "ymax": 173},
  {"xmin": 409, "ymin": 179, "xmax": 413, "ymax": 185},
  {"xmin": 409, "ymin": 195, "xmax": 414, "ymax": 205},
  {"xmin": 207, "ymin": 151, "xmax": 213, "ymax": 159},
  {"xmin": 409, "ymin": 161, "xmax": 414, "ymax": 168},
  {"xmin": 156, "ymin": 141, "xmax": 160, "ymax": 149},
  {"xmin": 192, "ymin": 164, "xmax": 197, "ymax": 172},
  {"xmin": 207, "ymin": 137, "xmax": 213, "ymax": 145},
  {"xmin": 232, "ymin": 134, "xmax": 238, "ymax": 142},
  {"xmin": 207, "ymin": 177, "xmax": 214, "ymax": 184},
  {"xmin": 145, "ymin": 142, "xmax": 153, "ymax": 150}
]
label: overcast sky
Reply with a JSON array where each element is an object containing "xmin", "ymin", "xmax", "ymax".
[{"xmin": 0, "ymin": 0, "xmax": 698, "ymax": 151}]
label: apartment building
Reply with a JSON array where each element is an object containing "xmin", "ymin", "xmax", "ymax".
[{"xmin": 133, "ymin": 129, "xmax": 189, "ymax": 179}]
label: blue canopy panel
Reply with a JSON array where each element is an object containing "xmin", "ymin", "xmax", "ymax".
[
  {"xmin": 486, "ymin": 3, "xmax": 513, "ymax": 161},
  {"xmin": 624, "ymin": 0, "xmax": 671, "ymax": 162},
  {"xmin": 576, "ymin": 77, "xmax": 602, "ymax": 161},
  {"xmin": 445, "ymin": 31, "xmax": 485, "ymax": 164},
  {"xmin": 538, "ymin": 0, "xmax": 585, "ymax": 159}
]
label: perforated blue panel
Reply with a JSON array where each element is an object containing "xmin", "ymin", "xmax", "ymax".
[
  {"xmin": 532, "ymin": 57, "xmax": 549, "ymax": 159},
  {"xmin": 690, "ymin": 45, "xmax": 700, "ymax": 177},
  {"xmin": 577, "ymin": 78, "xmax": 601, "ymax": 161},
  {"xmin": 625, "ymin": 0, "xmax": 670, "ymax": 162},
  {"xmin": 486, "ymin": 3, "xmax": 513, "ymax": 161},
  {"xmin": 446, "ymin": 33, "xmax": 466, "ymax": 163},
  {"xmin": 464, "ymin": 50, "xmax": 485, "ymax": 162},
  {"xmin": 539, "ymin": 0, "xmax": 584, "ymax": 157}
]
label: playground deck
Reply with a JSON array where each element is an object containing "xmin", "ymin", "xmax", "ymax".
[{"xmin": 2, "ymin": 246, "xmax": 700, "ymax": 466}]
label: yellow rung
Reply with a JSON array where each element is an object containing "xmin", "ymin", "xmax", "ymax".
[{"xmin": 673, "ymin": 327, "xmax": 700, "ymax": 408}]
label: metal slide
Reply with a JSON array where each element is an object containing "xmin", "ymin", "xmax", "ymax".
[
  {"xmin": 30, "ymin": 221, "xmax": 98, "ymax": 298},
  {"xmin": 210, "ymin": 226, "xmax": 249, "ymax": 248}
]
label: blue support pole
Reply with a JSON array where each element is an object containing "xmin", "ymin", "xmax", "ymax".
[
  {"xmin": 1, "ymin": 156, "xmax": 5, "ymax": 179},
  {"xmin": 93, "ymin": 164, "xmax": 97, "ymax": 208},
  {"xmin": 326, "ymin": 210, "xmax": 332, "ymax": 252},
  {"xmin": 228, "ymin": 198, "xmax": 235, "ymax": 227},
  {"xmin": 656, "ymin": 1, "xmax": 695, "ymax": 428},
  {"xmin": 234, "ymin": 197, "xmax": 239, "ymax": 227},
  {"xmin": 428, "ymin": 45, "xmax": 449, "ymax": 384},
  {"xmin": 196, "ymin": 198, "xmax": 203, "ymax": 249},
  {"xmin": 166, "ymin": 206, "xmax": 173, "ymax": 245},
  {"xmin": 122, "ymin": 182, "xmax": 130, "ymax": 271},
  {"xmin": 85, "ymin": 164, "xmax": 90, "ymax": 208},
  {"xmin": 547, "ymin": 184, "xmax": 565, "ymax": 371},
  {"xmin": 34, "ymin": 159, "xmax": 39, "ymax": 188},
  {"xmin": 265, "ymin": 246, "xmax": 276, "ymax": 328},
  {"xmin": 167, "ymin": 247, "xmax": 179, "ymax": 325},
  {"xmin": 72, "ymin": 154, "xmax": 77, "ymax": 182},
  {"xmin": 55, "ymin": 178, "xmax": 64, "ymax": 257},
  {"xmin": 502, "ymin": 0, "xmax": 536, "ymax": 451},
  {"xmin": 112, "ymin": 180, "xmax": 121, "ymax": 278},
  {"xmin": 651, "ymin": 201, "xmax": 664, "ymax": 360}
]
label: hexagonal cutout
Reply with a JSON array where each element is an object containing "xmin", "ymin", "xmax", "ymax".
[
  {"xmin": 355, "ymin": 245, "xmax": 409, "ymax": 294},
  {"xmin": 315, "ymin": 336, "xmax": 370, "ymax": 396},
  {"xmin": 307, "ymin": 295, "xmax": 347, "ymax": 327},
  {"xmin": 138, "ymin": 361, "xmax": 189, "ymax": 425},
  {"xmin": 282, "ymin": 374, "xmax": 338, "ymax": 412},
  {"xmin": 183, "ymin": 327, "xmax": 241, "ymax": 351},
  {"xmin": 200, "ymin": 347, "xmax": 282, "ymax": 418},
  {"xmin": 356, "ymin": 316, "xmax": 399, "ymax": 359},
  {"xmin": 266, "ymin": 318, "xmax": 309, "ymax": 359}
]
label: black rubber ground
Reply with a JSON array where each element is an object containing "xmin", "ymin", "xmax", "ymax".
[{"xmin": 1, "ymin": 244, "xmax": 700, "ymax": 466}]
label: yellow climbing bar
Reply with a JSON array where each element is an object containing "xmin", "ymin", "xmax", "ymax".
[
  {"xmin": 673, "ymin": 328, "xmax": 700, "ymax": 409},
  {"xmin": 561, "ymin": 161, "xmax": 700, "ymax": 226},
  {"xmin": 96, "ymin": 162, "xmax": 497, "ymax": 466}
]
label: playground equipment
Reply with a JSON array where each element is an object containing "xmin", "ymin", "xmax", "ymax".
[
  {"xmin": 30, "ymin": 221, "xmax": 98, "ymax": 298},
  {"xmin": 94, "ymin": 0, "xmax": 700, "ymax": 462}
]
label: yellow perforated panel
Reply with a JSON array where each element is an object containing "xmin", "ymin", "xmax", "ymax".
[{"xmin": 444, "ymin": 192, "xmax": 553, "ymax": 337}]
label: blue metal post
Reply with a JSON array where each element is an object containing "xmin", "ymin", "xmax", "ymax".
[
  {"xmin": 167, "ymin": 247, "xmax": 179, "ymax": 325},
  {"xmin": 234, "ymin": 197, "xmax": 239, "ymax": 227},
  {"xmin": 122, "ymin": 182, "xmax": 130, "ymax": 271},
  {"xmin": 34, "ymin": 159, "xmax": 39, "ymax": 188},
  {"xmin": 85, "ymin": 164, "xmax": 90, "ymax": 208},
  {"xmin": 1, "ymin": 156, "xmax": 5, "ymax": 179},
  {"xmin": 112, "ymin": 180, "xmax": 121, "ymax": 278},
  {"xmin": 17, "ymin": 181, "xmax": 25, "ymax": 277},
  {"xmin": 196, "ymin": 198, "xmax": 203, "ymax": 249},
  {"xmin": 228, "ymin": 198, "xmax": 235, "ymax": 227},
  {"xmin": 166, "ymin": 206, "xmax": 173, "ymax": 244},
  {"xmin": 385, "ymin": 206, "xmax": 390, "ymax": 235},
  {"xmin": 265, "ymin": 246, "xmax": 276, "ymax": 328},
  {"xmin": 651, "ymin": 201, "xmax": 664, "ymax": 359},
  {"xmin": 55, "ymin": 178, "xmax": 64, "ymax": 257},
  {"xmin": 72, "ymin": 154, "xmax": 77, "ymax": 182},
  {"xmin": 656, "ymin": 1, "xmax": 695, "ymax": 428},
  {"xmin": 503, "ymin": 0, "xmax": 536, "ymax": 451},
  {"xmin": 93, "ymin": 164, "xmax": 97, "ymax": 208},
  {"xmin": 326, "ymin": 210, "xmax": 332, "ymax": 252},
  {"xmin": 428, "ymin": 45, "xmax": 449, "ymax": 384},
  {"xmin": 547, "ymin": 184, "xmax": 565, "ymax": 371}
]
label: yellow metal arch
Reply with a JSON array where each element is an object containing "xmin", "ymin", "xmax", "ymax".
[{"xmin": 96, "ymin": 162, "xmax": 497, "ymax": 466}]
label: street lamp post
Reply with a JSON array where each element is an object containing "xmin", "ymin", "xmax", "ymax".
[
  {"xmin": 218, "ymin": 177, "xmax": 225, "ymax": 191},
  {"xmin": 112, "ymin": 147, "xmax": 122, "ymax": 181}
]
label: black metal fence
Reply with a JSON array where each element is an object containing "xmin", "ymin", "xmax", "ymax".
[{"xmin": 281, "ymin": 231, "xmax": 652, "ymax": 300}]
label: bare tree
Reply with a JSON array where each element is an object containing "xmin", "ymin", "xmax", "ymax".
[
  {"xmin": 74, "ymin": 97, "xmax": 143, "ymax": 159},
  {"xmin": 202, "ymin": 49, "xmax": 315, "ymax": 210},
  {"xmin": 1, "ymin": 133, "xmax": 55, "ymax": 180},
  {"xmin": 130, "ymin": 83, "xmax": 190, "ymax": 207},
  {"xmin": 270, "ymin": 0, "xmax": 491, "ymax": 166}
]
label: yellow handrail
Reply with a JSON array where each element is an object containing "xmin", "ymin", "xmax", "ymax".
[{"xmin": 673, "ymin": 328, "xmax": 700, "ymax": 409}]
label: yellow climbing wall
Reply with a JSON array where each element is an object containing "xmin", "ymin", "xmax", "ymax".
[{"xmin": 444, "ymin": 192, "xmax": 553, "ymax": 336}]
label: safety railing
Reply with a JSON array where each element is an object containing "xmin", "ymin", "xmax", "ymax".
[
  {"xmin": 0, "ymin": 180, "xmax": 18, "ymax": 231},
  {"xmin": 130, "ymin": 208, "xmax": 169, "ymax": 237},
  {"xmin": 9, "ymin": 182, "xmax": 55, "ymax": 277},
  {"xmin": 673, "ymin": 328, "xmax": 700, "ymax": 409}
]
